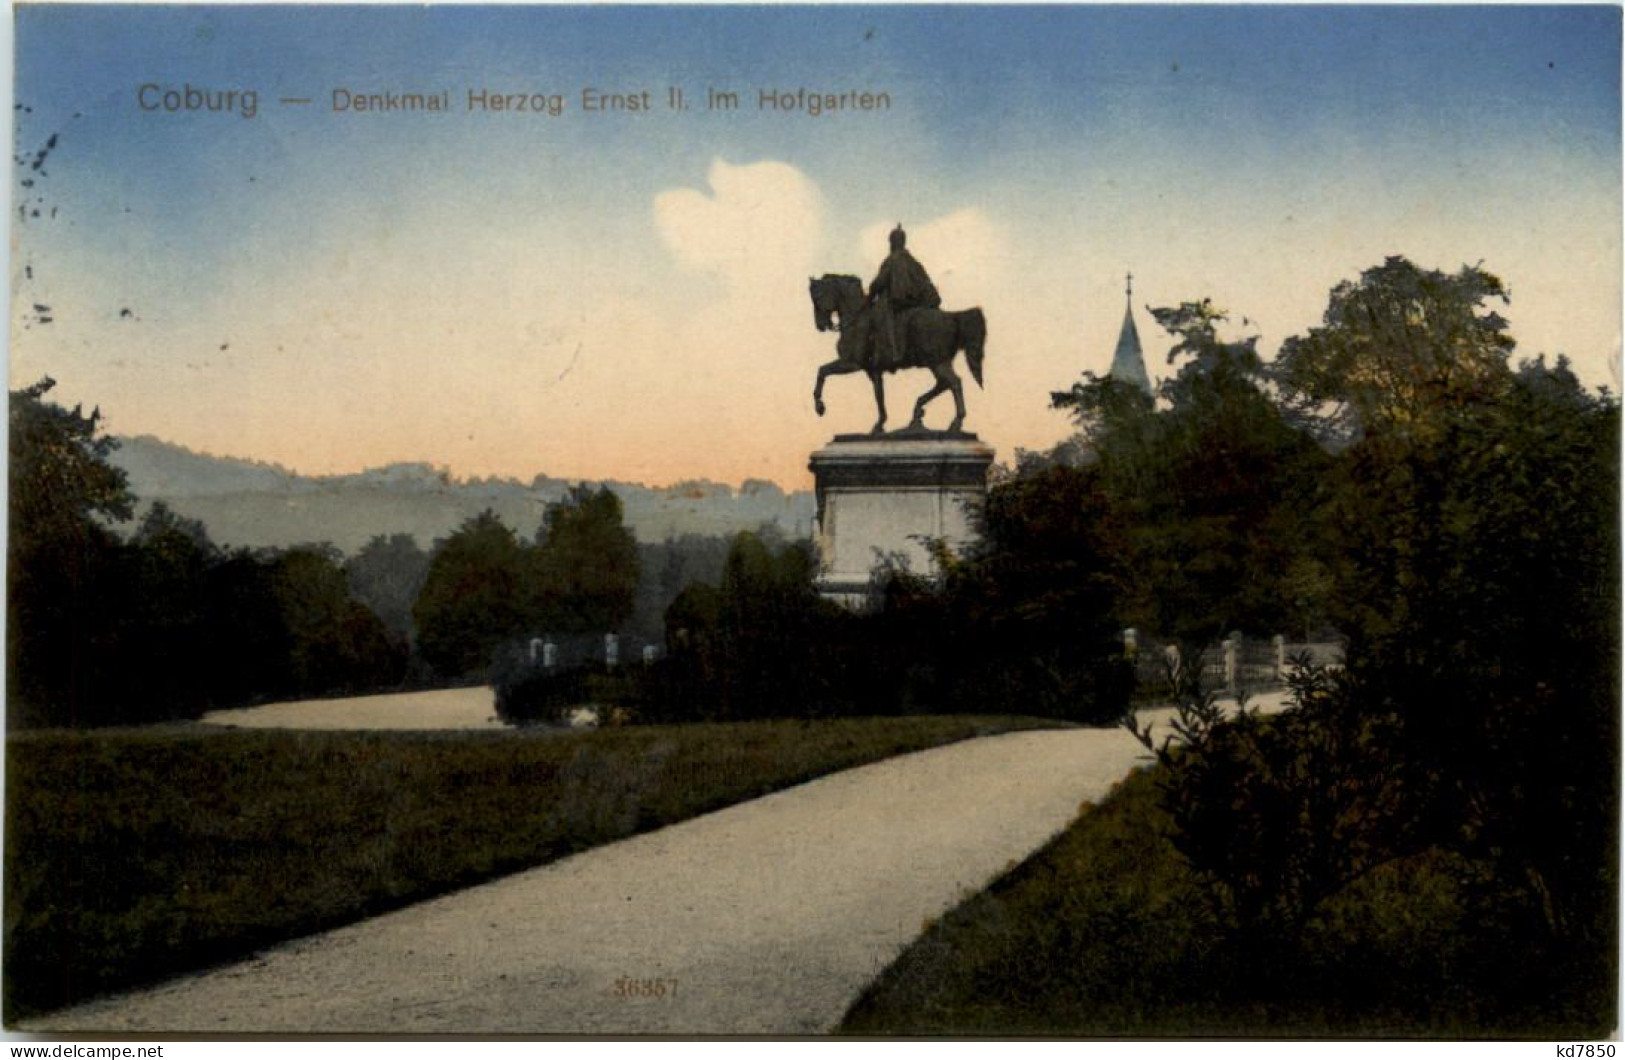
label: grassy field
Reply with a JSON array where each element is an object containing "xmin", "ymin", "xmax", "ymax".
[
  {"xmin": 840, "ymin": 765, "xmax": 1616, "ymax": 1039},
  {"xmin": 6, "ymin": 713, "xmax": 1058, "ymax": 1021}
]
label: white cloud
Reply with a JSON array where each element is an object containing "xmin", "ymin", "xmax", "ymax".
[{"xmin": 653, "ymin": 159, "xmax": 826, "ymax": 297}]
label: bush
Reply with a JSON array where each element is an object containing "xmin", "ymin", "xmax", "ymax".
[
  {"xmin": 841, "ymin": 761, "xmax": 1615, "ymax": 1037},
  {"xmin": 639, "ymin": 533, "xmax": 860, "ymax": 723},
  {"xmin": 1127, "ymin": 660, "xmax": 1418, "ymax": 948},
  {"xmin": 865, "ymin": 569, "xmax": 1133, "ymax": 724},
  {"xmin": 643, "ymin": 502, "xmax": 1136, "ymax": 726},
  {"xmin": 489, "ymin": 647, "xmax": 645, "ymax": 726}
]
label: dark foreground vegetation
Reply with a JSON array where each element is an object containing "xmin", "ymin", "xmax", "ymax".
[
  {"xmin": 8, "ymin": 373, "xmax": 657, "ymax": 729},
  {"xmin": 5, "ymin": 714, "xmax": 1055, "ymax": 1021},
  {"xmin": 841, "ymin": 761, "xmax": 1614, "ymax": 1038},
  {"xmin": 11, "ymin": 361, "xmax": 1136, "ymax": 732},
  {"xmin": 496, "ymin": 495, "xmax": 1134, "ymax": 728},
  {"xmin": 842, "ymin": 257, "xmax": 1619, "ymax": 1037}
]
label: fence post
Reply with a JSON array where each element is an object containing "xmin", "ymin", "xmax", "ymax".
[
  {"xmin": 1273, "ymin": 634, "xmax": 1287, "ymax": 679},
  {"xmin": 1123, "ymin": 627, "xmax": 1139, "ymax": 657},
  {"xmin": 642, "ymin": 644, "xmax": 657, "ymax": 665},
  {"xmin": 604, "ymin": 633, "xmax": 620, "ymax": 669},
  {"xmin": 542, "ymin": 639, "xmax": 557, "ymax": 670},
  {"xmin": 1223, "ymin": 634, "xmax": 1239, "ymax": 693}
]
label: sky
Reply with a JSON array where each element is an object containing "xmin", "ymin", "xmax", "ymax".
[{"xmin": 10, "ymin": 4, "xmax": 1621, "ymax": 489}]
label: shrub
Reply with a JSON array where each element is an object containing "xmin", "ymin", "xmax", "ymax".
[
  {"xmin": 1124, "ymin": 659, "xmax": 1418, "ymax": 948},
  {"xmin": 489, "ymin": 647, "xmax": 646, "ymax": 726}
]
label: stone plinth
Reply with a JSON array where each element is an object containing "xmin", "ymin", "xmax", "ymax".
[{"xmin": 809, "ymin": 431, "xmax": 995, "ymax": 607}]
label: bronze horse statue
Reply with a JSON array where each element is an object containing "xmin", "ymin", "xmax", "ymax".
[{"xmin": 808, "ymin": 274, "xmax": 985, "ymax": 434}]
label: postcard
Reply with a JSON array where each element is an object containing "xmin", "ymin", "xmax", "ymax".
[{"xmin": 7, "ymin": 3, "xmax": 1620, "ymax": 1042}]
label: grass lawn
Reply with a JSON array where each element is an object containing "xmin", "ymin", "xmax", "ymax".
[
  {"xmin": 840, "ymin": 764, "xmax": 1616, "ymax": 1039},
  {"xmin": 6, "ymin": 713, "xmax": 1058, "ymax": 1021}
]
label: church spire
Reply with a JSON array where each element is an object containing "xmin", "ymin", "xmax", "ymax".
[{"xmin": 1108, "ymin": 271, "xmax": 1153, "ymax": 397}]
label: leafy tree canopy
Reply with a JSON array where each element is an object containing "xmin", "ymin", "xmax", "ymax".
[
  {"xmin": 1049, "ymin": 299, "xmax": 1331, "ymax": 642},
  {"xmin": 10, "ymin": 376, "xmax": 133, "ymax": 559},
  {"xmin": 533, "ymin": 484, "xmax": 640, "ymax": 635},
  {"xmin": 344, "ymin": 533, "xmax": 429, "ymax": 642},
  {"xmin": 414, "ymin": 510, "xmax": 532, "ymax": 677},
  {"xmin": 1276, "ymin": 256, "xmax": 1515, "ymax": 442}
]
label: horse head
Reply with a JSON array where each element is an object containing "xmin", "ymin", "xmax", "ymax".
[
  {"xmin": 809, "ymin": 274, "xmax": 864, "ymax": 332},
  {"xmin": 809, "ymin": 276, "xmax": 836, "ymax": 332}
]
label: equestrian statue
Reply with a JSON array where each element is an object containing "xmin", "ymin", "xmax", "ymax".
[{"xmin": 808, "ymin": 225, "xmax": 986, "ymax": 434}]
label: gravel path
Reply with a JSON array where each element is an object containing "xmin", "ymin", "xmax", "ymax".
[
  {"xmin": 32, "ymin": 694, "xmax": 1286, "ymax": 1035},
  {"xmin": 201, "ymin": 686, "xmax": 503, "ymax": 731}
]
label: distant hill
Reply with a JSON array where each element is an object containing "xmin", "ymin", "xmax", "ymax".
[{"xmin": 109, "ymin": 435, "xmax": 816, "ymax": 554}]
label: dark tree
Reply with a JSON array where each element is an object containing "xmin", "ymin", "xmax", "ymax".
[
  {"xmin": 8, "ymin": 378, "xmax": 133, "ymax": 727},
  {"xmin": 1127, "ymin": 262, "xmax": 1618, "ymax": 1025},
  {"xmin": 344, "ymin": 533, "xmax": 430, "ymax": 644},
  {"xmin": 626, "ymin": 533, "xmax": 733, "ymax": 645},
  {"xmin": 931, "ymin": 463, "xmax": 1136, "ymax": 722},
  {"xmin": 532, "ymin": 485, "xmax": 640, "ymax": 636},
  {"xmin": 649, "ymin": 531, "xmax": 833, "ymax": 722},
  {"xmin": 268, "ymin": 545, "xmax": 404, "ymax": 696},
  {"xmin": 1051, "ymin": 302, "xmax": 1332, "ymax": 644},
  {"xmin": 713, "ymin": 532, "xmax": 825, "ymax": 718},
  {"xmin": 1325, "ymin": 354, "xmax": 1618, "ymax": 945},
  {"xmin": 414, "ymin": 511, "xmax": 532, "ymax": 678},
  {"xmin": 97, "ymin": 503, "xmax": 222, "ymax": 719},
  {"xmin": 198, "ymin": 547, "xmax": 291, "ymax": 706},
  {"xmin": 1275, "ymin": 256, "xmax": 1516, "ymax": 443}
]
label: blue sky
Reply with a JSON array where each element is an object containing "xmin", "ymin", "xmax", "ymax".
[{"xmin": 12, "ymin": 5, "xmax": 1621, "ymax": 487}]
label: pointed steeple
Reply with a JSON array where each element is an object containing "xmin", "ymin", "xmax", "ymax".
[{"xmin": 1109, "ymin": 271, "xmax": 1153, "ymax": 397}]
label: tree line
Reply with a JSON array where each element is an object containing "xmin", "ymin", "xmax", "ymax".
[
  {"xmin": 615, "ymin": 259, "xmax": 1615, "ymax": 735},
  {"xmin": 13, "ymin": 254, "xmax": 1616, "ymax": 762},
  {"xmin": 7, "ymin": 381, "xmax": 702, "ymax": 728},
  {"xmin": 1062, "ymin": 256, "xmax": 1617, "ymax": 1012}
]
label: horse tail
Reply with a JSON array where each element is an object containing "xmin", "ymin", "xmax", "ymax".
[{"xmin": 958, "ymin": 309, "xmax": 986, "ymax": 388}]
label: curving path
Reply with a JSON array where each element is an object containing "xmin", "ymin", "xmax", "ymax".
[
  {"xmin": 201, "ymin": 686, "xmax": 503, "ymax": 731},
  {"xmin": 31, "ymin": 693, "xmax": 1286, "ymax": 1036}
]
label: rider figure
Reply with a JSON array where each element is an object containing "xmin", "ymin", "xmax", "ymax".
[{"xmin": 865, "ymin": 224, "xmax": 941, "ymax": 370}]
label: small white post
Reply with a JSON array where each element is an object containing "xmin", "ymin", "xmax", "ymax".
[
  {"xmin": 542, "ymin": 640, "xmax": 557, "ymax": 670},
  {"xmin": 604, "ymin": 633, "xmax": 619, "ymax": 669}
]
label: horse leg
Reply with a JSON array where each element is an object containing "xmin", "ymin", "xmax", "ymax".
[
  {"xmin": 870, "ymin": 370, "xmax": 888, "ymax": 433},
  {"xmin": 911, "ymin": 363, "xmax": 954, "ymax": 428},
  {"xmin": 814, "ymin": 359, "xmax": 860, "ymax": 416},
  {"xmin": 945, "ymin": 363, "xmax": 966, "ymax": 432},
  {"xmin": 910, "ymin": 380, "xmax": 948, "ymax": 428}
]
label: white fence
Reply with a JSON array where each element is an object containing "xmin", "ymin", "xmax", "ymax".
[{"xmin": 1127, "ymin": 630, "xmax": 1344, "ymax": 698}]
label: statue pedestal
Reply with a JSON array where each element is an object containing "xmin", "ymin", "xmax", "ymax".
[{"xmin": 808, "ymin": 431, "xmax": 995, "ymax": 608}]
